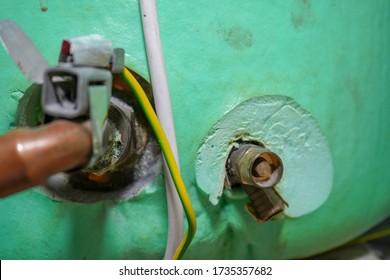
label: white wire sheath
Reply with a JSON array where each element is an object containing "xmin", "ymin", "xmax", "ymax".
[{"xmin": 139, "ymin": 0, "xmax": 184, "ymax": 259}]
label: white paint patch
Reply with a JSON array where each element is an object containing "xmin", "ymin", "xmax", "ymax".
[{"xmin": 195, "ymin": 95, "xmax": 333, "ymax": 218}]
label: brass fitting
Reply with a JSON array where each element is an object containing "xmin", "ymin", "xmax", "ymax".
[
  {"xmin": 225, "ymin": 142, "xmax": 286, "ymax": 222},
  {"xmin": 226, "ymin": 143, "xmax": 283, "ymax": 189}
]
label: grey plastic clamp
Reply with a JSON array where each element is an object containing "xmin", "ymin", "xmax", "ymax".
[{"xmin": 42, "ymin": 65, "xmax": 112, "ymax": 165}]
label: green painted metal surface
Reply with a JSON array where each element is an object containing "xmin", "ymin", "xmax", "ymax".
[{"xmin": 0, "ymin": 0, "xmax": 389, "ymax": 259}]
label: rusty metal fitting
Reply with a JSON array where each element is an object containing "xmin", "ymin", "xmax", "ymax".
[
  {"xmin": 225, "ymin": 142, "xmax": 286, "ymax": 222},
  {"xmin": 226, "ymin": 143, "xmax": 283, "ymax": 189},
  {"xmin": 243, "ymin": 185, "xmax": 286, "ymax": 222}
]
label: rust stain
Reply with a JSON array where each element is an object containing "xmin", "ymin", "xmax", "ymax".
[
  {"xmin": 222, "ymin": 26, "xmax": 254, "ymax": 50},
  {"xmin": 112, "ymin": 74, "xmax": 130, "ymax": 91},
  {"xmin": 291, "ymin": 0, "xmax": 312, "ymax": 29},
  {"xmin": 87, "ymin": 172, "xmax": 111, "ymax": 183},
  {"xmin": 291, "ymin": 14, "xmax": 305, "ymax": 28},
  {"xmin": 345, "ymin": 78, "xmax": 362, "ymax": 109},
  {"xmin": 39, "ymin": 0, "xmax": 48, "ymax": 12},
  {"xmin": 16, "ymin": 60, "xmax": 24, "ymax": 72}
]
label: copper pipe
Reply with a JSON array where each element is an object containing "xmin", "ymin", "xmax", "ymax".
[{"xmin": 0, "ymin": 120, "xmax": 92, "ymax": 198}]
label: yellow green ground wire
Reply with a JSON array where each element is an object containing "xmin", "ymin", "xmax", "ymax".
[
  {"xmin": 121, "ymin": 67, "xmax": 196, "ymax": 260},
  {"xmin": 321, "ymin": 228, "xmax": 390, "ymax": 256},
  {"xmin": 350, "ymin": 228, "xmax": 390, "ymax": 245}
]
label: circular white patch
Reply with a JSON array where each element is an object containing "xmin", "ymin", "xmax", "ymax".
[{"xmin": 195, "ymin": 95, "xmax": 333, "ymax": 218}]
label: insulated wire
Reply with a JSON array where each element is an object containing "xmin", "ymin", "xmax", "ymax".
[
  {"xmin": 307, "ymin": 227, "xmax": 390, "ymax": 259},
  {"xmin": 350, "ymin": 228, "xmax": 390, "ymax": 245},
  {"xmin": 322, "ymin": 228, "xmax": 390, "ymax": 256},
  {"xmin": 121, "ymin": 68, "xmax": 196, "ymax": 260},
  {"xmin": 139, "ymin": 0, "xmax": 184, "ymax": 260}
]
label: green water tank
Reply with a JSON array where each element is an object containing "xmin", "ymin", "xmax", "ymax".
[{"xmin": 0, "ymin": 0, "xmax": 389, "ymax": 259}]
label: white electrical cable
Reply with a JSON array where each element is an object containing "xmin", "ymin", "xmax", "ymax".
[{"xmin": 139, "ymin": 0, "xmax": 184, "ymax": 260}]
